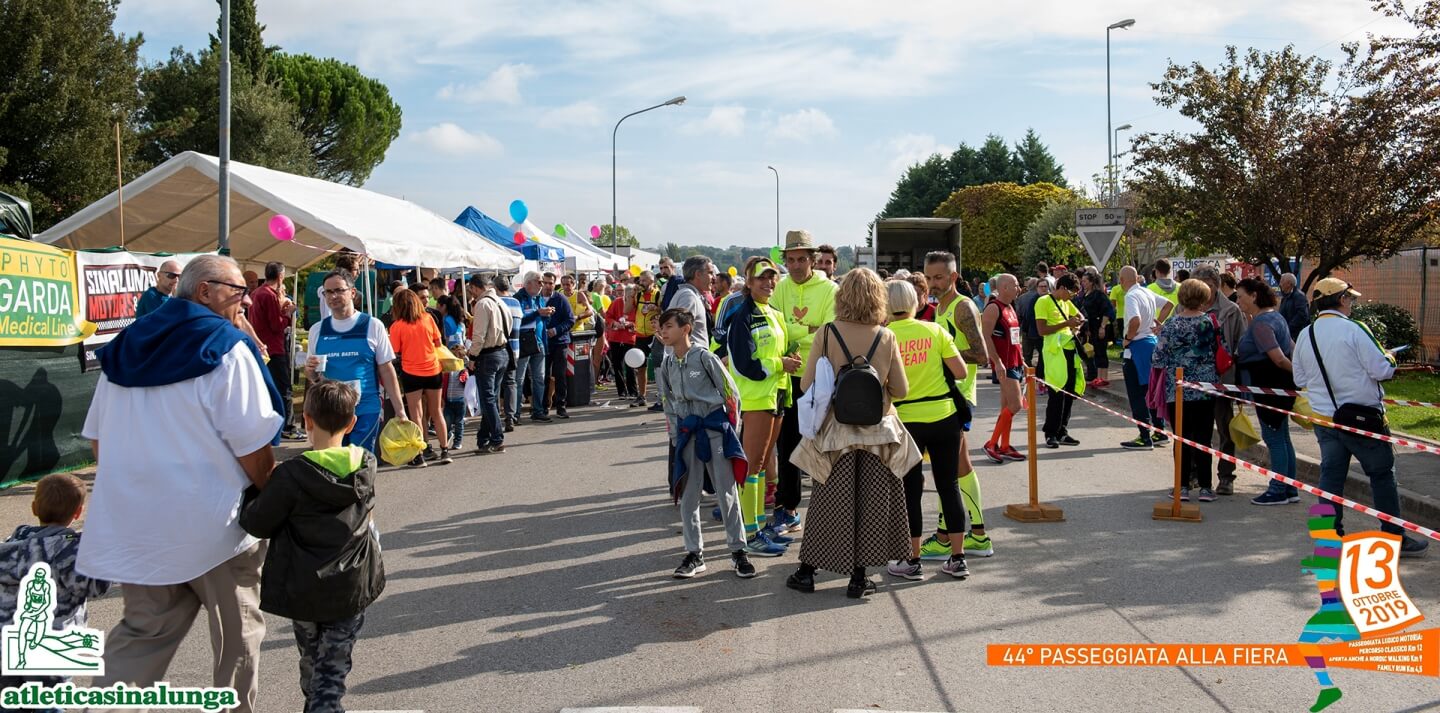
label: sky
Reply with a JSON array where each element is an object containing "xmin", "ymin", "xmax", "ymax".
[{"xmin": 112, "ymin": 0, "xmax": 1410, "ymax": 252}]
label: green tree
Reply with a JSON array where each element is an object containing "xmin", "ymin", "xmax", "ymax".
[
  {"xmin": 269, "ymin": 54, "xmax": 402, "ymax": 185},
  {"xmin": 878, "ymin": 154, "xmax": 952, "ymax": 220},
  {"xmin": 136, "ymin": 47, "xmax": 314, "ymax": 175},
  {"xmin": 934, "ymin": 182, "xmax": 1074, "ymax": 270},
  {"xmin": 660, "ymin": 242, "xmax": 682, "ymax": 261},
  {"xmin": 1014, "ymin": 129, "xmax": 1068, "ymax": 187},
  {"xmin": 1131, "ymin": 8, "xmax": 1440, "ymax": 289},
  {"xmin": 0, "ymin": 0, "xmax": 144, "ymax": 230},
  {"xmin": 595, "ymin": 224, "xmax": 639, "ymax": 248},
  {"xmin": 976, "ymin": 135, "xmax": 1019, "ymax": 184},
  {"xmin": 209, "ymin": 0, "xmax": 271, "ymax": 77}
]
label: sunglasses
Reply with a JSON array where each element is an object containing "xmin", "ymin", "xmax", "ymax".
[
  {"xmin": 159, "ymin": 271, "xmax": 181, "ymax": 279},
  {"xmin": 206, "ymin": 280, "xmax": 250, "ymax": 297}
]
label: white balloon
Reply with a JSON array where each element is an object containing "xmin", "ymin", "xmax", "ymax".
[{"xmin": 624, "ymin": 348, "xmax": 647, "ymax": 369}]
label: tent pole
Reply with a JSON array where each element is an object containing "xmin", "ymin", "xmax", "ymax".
[{"xmin": 217, "ymin": 0, "xmax": 232, "ymax": 255}]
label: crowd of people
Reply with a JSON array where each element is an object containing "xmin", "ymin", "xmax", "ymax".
[{"xmin": 1, "ymin": 234, "xmax": 1430, "ymax": 713}]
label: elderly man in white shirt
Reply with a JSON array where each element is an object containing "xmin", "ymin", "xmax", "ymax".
[
  {"xmin": 79, "ymin": 254, "xmax": 284, "ymax": 711},
  {"xmin": 1291, "ymin": 277, "xmax": 1426, "ymax": 558}
]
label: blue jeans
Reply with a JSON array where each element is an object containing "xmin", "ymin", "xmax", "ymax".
[
  {"xmin": 1259, "ymin": 416, "xmax": 1298, "ymax": 498},
  {"xmin": 515, "ymin": 352, "xmax": 546, "ymax": 418},
  {"xmin": 475, "ymin": 348, "xmax": 508, "ymax": 447},
  {"xmin": 444, "ymin": 399, "xmax": 465, "ymax": 448},
  {"xmin": 1122, "ymin": 357, "xmax": 1165, "ymax": 441},
  {"xmin": 1314, "ymin": 425, "xmax": 1404, "ymax": 536},
  {"xmin": 502, "ymin": 359, "xmax": 518, "ymax": 422}
]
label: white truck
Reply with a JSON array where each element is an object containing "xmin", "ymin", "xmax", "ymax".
[{"xmin": 862, "ymin": 217, "xmax": 962, "ymax": 274}]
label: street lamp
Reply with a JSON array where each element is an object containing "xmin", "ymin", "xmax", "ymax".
[
  {"xmin": 1112, "ymin": 123, "xmax": 1132, "ymax": 205},
  {"xmin": 611, "ymin": 96, "xmax": 686, "ymax": 252},
  {"xmin": 767, "ymin": 166, "xmax": 779, "ymax": 246},
  {"xmin": 1107, "ymin": 18, "xmax": 1135, "ymax": 208}
]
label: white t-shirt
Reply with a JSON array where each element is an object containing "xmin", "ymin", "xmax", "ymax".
[
  {"xmin": 306, "ymin": 312, "xmax": 397, "ymax": 365},
  {"xmin": 1124, "ymin": 283, "xmax": 1163, "ymax": 338},
  {"xmin": 79, "ymin": 345, "xmax": 283, "ymax": 585}
]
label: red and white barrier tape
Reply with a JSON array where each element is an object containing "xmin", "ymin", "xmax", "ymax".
[
  {"xmin": 1188, "ymin": 381, "xmax": 1440, "ymax": 409},
  {"xmin": 1029, "ymin": 376, "xmax": 1440, "ymax": 542},
  {"xmin": 565, "ymin": 344, "xmax": 575, "ymax": 377},
  {"xmin": 1178, "ymin": 380, "xmax": 1440, "ymax": 456}
]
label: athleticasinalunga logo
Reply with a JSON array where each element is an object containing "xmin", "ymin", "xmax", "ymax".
[{"xmin": 1, "ymin": 562, "xmax": 105, "ymax": 677}]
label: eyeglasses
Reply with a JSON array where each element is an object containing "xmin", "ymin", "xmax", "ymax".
[
  {"xmin": 206, "ymin": 280, "xmax": 250, "ymax": 297},
  {"xmin": 159, "ymin": 271, "xmax": 181, "ymax": 279},
  {"xmin": 322, "ymin": 288, "xmax": 353, "ymax": 297}
]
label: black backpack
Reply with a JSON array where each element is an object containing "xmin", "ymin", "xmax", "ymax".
[{"xmin": 824, "ymin": 323, "xmax": 885, "ymax": 426}]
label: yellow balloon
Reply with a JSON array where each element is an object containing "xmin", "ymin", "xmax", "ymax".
[
  {"xmin": 728, "ymin": 266, "xmax": 738, "ymax": 277},
  {"xmin": 629, "ymin": 264, "xmax": 642, "ymax": 277}
]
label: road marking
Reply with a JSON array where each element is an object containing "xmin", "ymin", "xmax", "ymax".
[{"xmin": 560, "ymin": 709, "xmax": 701, "ymax": 713}]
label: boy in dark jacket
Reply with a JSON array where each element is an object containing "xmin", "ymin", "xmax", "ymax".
[
  {"xmin": 0, "ymin": 473, "xmax": 111, "ymax": 704},
  {"xmin": 240, "ymin": 380, "xmax": 384, "ymax": 713}
]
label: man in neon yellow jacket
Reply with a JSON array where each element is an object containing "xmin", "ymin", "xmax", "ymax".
[
  {"xmin": 1037, "ymin": 273, "xmax": 1088, "ymax": 449},
  {"xmin": 770, "ymin": 229, "xmax": 838, "ymax": 533}
]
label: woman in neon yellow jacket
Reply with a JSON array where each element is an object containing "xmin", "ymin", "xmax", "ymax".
[{"xmin": 725, "ymin": 256, "xmax": 801, "ymax": 557}]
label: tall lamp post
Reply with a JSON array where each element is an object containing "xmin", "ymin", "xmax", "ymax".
[
  {"xmin": 766, "ymin": 166, "xmax": 780, "ymax": 246},
  {"xmin": 1111, "ymin": 123, "xmax": 1132, "ymax": 205},
  {"xmin": 1107, "ymin": 18, "xmax": 1135, "ymax": 209},
  {"xmin": 612, "ymin": 96, "xmax": 686, "ymax": 252}
]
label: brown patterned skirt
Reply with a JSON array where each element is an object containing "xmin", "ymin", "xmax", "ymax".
[{"xmin": 798, "ymin": 449, "xmax": 912, "ymax": 575}]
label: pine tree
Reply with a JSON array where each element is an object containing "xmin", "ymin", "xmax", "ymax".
[{"xmin": 1014, "ymin": 128, "xmax": 1068, "ymax": 187}]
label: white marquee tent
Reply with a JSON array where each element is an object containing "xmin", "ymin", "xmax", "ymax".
[
  {"xmin": 555, "ymin": 223, "xmax": 627, "ymax": 272},
  {"xmin": 38, "ymin": 151, "xmax": 522, "ymax": 271}
]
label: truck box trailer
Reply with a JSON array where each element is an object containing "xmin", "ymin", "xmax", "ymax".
[{"xmin": 869, "ymin": 218, "xmax": 962, "ymax": 274}]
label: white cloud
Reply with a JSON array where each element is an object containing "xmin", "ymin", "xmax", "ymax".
[
  {"xmin": 769, "ymin": 109, "xmax": 837, "ymax": 142},
  {"xmin": 886, "ymin": 134, "xmax": 951, "ymax": 177},
  {"xmin": 437, "ymin": 63, "xmax": 537, "ymax": 105},
  {"xmin": 409, "ymin": 123, "xmax": 503, "ymax": 157},
  {"xmin": 680, "ymin": 106, "xmax": 747, "ymax": 137},
  {"xmin": 538, "ymin": 101, "xmax": 604, "ymax": 130}
]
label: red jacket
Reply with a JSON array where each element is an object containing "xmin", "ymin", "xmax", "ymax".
[{"xmin": 249, "ymin": 283, "xmax": 291, "ymax": 355}]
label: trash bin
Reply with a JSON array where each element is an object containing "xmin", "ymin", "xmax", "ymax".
[{"xmin": 568, "ymin": 331, "xmax": 595, "ymax": 408}]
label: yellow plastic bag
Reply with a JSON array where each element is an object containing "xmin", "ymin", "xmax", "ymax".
[
  {"xmin": 436, "ymin": 345, "xmax": 465, "ymax": 372},
  {"xmin": 1230, "ymin": 407, "xmax": 1261, "ymax": 450},
  {"xmin": 378, "ymin": 418, "xmax": 426, "ymax": 466},
  {"xmin": 1291, "ymin": 395, "xmax": 1316, "ymax": 431}
]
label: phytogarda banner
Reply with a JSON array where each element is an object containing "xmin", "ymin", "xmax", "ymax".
[
  {"xmin": 0, "ymin": 237, "xmax": 94, "ymax": 347},
  {"xmin": 75, "ymin": 250, "xmax": 204, "ymax": 371}
]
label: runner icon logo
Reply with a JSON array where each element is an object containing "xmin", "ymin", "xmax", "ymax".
[{"xmin": 1, "ymin": 562, "xmax": 105, "ymax": 677}]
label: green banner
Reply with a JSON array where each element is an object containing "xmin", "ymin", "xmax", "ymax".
[{"xmin": 0, "ymin": 237, "xmax": 95, "ymax": 347}]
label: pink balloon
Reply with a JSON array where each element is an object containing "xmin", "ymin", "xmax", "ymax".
[
  {"xmin": 268, "ymin": 215, "xmax": 295, "ymax": 241},
  {"xmin": 589, "ymin": 224, "xmax": 602, "ymax": 240},
  {"xmin": 513, "ymin": 231, "xmax": 526, "ymax": 246}
]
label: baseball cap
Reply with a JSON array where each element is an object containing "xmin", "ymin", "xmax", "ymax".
[
  {"xmin": 1310, "ymin": 277, "xmax": 1361, "ymax": 301},
  {"xmin": 751, "ymin": 259, "xmax": 780, "ymax": 278}
]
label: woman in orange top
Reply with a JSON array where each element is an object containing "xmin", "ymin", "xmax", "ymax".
[{"xmin": 389, "ymin": 289, "xmax": 452, "ymax": 465}]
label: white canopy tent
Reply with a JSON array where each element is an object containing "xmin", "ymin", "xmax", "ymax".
[
  {"xmin": 555, "ymin": 223, "xmax": 627, "ymax": 272},
  {"xmin": 38, "ymin": 151, "xmax": 522, "ymax": 271},
  {"xmin": 620, "ymin": 246, "xmax": 662, "ymax": 271},
  {"xmin": 506, "ymin": 219, "xmax": 586, "ymax": 269}
]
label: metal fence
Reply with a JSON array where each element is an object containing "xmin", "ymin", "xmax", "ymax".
[{"xmin": 1305, "ymin": 246, "xmax": 1437, "ymax": 364}]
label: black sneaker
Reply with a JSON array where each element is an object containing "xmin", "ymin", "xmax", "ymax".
[
  {"xmin": 556, "ymin": 409, "xmax": 570, "ymax": 419},
  {"xmin": 1120, "ymin": 436, "xmax": 1153, "ymax": 450},
  {"xmin": 786, "ymin": 569, "xmax": 815, "ymax": 593},
  {"xmin": 647, "ymin": 402, "xmax": 664, "ymax": 412},
  {"xmin": 407, "ymin": 454, "xmax": 428, "ymax": 468},
  {"xmin": 504, "ymin": 421, "xmax": 515, "ymax": 433},
  {"xmin": 846, "ymin": 577, "xmax": 877, "ymax": 599},
  {"xmin": 1057, "ymin": 435, "xmax": 1081, "ymax": 447},
  {"xmin": 1152, "ymin": 432, "xmax": 1170, "ymax": 445},
  {"xmin": 1401, "ymin": 536, "xmax": 1430, "ymax": 559},
  {"xmin": 731, "ymin": 551, "xmax": 756, "ymax": 578},
  {"xmin": 673, "ymin": 552, "xmax": 706, "ymax": 578},
  {"xmin": 1045, "ymin": 436, "xmax": 1060, "ymax": 449},
  {"xmin": 435, "ymin": 449, "xmax": 454, "ymax": 465},
  {"xmin": 532, "ymin": 414, "xmax": 553, "ymax": 423},
  {"xmin": 422, "ymin": 446, "xmax": 439, "ymax": 461}
]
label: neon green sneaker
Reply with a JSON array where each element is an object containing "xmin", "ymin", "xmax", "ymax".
[
  {"xmin": 918, "ymin": 534, "xmax": 952, "ymax": 561},
  {"xmin": 963, "ymin": 532, "xmax": 995, "ymax": 558}
]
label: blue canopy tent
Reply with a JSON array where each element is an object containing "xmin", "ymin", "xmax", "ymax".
[{"xmin": 456, "ymin": 206, "xmax": 564, "ymax": 263}]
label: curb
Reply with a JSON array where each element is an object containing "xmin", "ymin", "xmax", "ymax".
[{"xmin": 1084, "ymin": 385, "xmax": 1440, "ymax": 531}]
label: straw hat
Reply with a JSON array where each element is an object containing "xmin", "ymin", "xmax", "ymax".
[{"xmin": 783, "ymin": 229, "xmax": 817, "ymax": 254}]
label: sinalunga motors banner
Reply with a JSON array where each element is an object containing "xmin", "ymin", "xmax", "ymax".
[{"xmin": 0, "ymin": 238, "xmax": 202, "ymax": 486}]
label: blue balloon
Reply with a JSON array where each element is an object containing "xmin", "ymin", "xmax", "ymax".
[{"xmin": 509, "ymin": 199, "xmax": 529, "ymax": 224}]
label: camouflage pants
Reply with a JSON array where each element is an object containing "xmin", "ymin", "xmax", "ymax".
[{"xmin": 292, "ymin": 613, "xmax": 364, "ymax": 713}]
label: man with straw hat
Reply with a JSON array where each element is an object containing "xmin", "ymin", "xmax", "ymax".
[{"xmin": 771, "ymin": 229, "xmax": 838, "ymax": 535}]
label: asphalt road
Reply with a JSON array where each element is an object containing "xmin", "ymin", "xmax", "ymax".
[{"xmin": 4, "ymin": 380, "xmax": 1437, "ymax": 713}]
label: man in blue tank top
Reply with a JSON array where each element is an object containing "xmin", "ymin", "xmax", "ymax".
[{"xmin": 304, "ymin": 269, "xmax": 409, "ymax": 454}]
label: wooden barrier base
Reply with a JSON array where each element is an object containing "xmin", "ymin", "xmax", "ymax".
[
  {"xmin": 1004, "ymin": 502, "xmax": 1066, "ymax": 522},
  {"xmin": 1152, "ymin": 501, "xmax": 1203, "ymax": 522}
]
